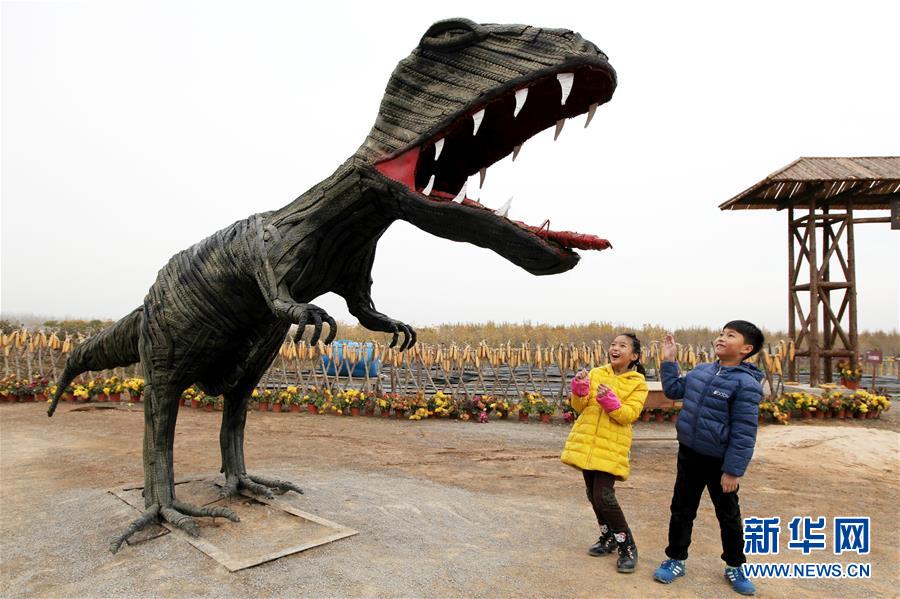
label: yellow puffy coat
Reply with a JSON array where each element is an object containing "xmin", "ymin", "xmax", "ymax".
[{"xmin": 560, "ymin": 365, "xmax": 648, "ymax": 480}]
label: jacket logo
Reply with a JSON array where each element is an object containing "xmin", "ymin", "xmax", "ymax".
[{"xmin": 712, "ymin": 389, "xmax": 730, "ymax": 399}]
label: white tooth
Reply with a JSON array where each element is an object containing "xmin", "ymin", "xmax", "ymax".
[
  {"xmin": 556, "ymin": 72, "xmax": 574, "ymax": 105},
  {"xmin": 512, "ymin": 144, "xmax": 522, "ymax": 162},
  {"xmin": 452, "ymin": 182, "xmax": 467, "ymax": 203},
  {"xmin": 422, "ymin": 174, "xmax": 435, "ymax": 196},
  {"xmin": 513, "ymin": 88, "xmax": 529, "ymax": 117},
  {"xmin": 494, "ymin": 197, "xmax": 512, "ymax": 218},
  {"xmin": 479, "ymin": 167, "xmax": 487, "ymax": 188},
  {"xmin": 433, "ymin": 138, "xmax": 444, "ymax": 161},
  {"xmin": 584, "ymin": 102, "xmax": 598, "ymax": 128},
  {"xmin": 471, "ymin": 109, "xmax": 485, "ymax": 136},
  {"xmin": 553, "ymin": 118, "xmax": 565, "ymax": 141}
]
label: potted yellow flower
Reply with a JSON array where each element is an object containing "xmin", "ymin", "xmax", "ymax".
[{"xmin": 837, "ymin": 360, "xmax": 862, "ymax": 390}]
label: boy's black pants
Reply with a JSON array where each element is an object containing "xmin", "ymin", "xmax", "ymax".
[{"xmin": 665, "ymin": 443, "xmax": 746, "ymax": 567}]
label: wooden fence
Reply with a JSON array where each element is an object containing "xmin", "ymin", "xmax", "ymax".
[{"xmin": 8, "ymin": 328, "xmax": 883, "ymax": 401}]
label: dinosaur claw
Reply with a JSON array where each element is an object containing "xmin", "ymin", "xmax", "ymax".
[{"xmin": 323, "ymin": 317, "xmax": 337, "ymax": 345}]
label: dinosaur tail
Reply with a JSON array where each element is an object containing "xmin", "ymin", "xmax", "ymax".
[{"xmin": 48, "ymin": 307, "xmax": 144, "ymax": 417}]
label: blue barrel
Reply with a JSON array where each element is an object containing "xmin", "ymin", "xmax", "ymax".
[{"xmin": 322, "ymin": 340, "xmax": 380, "ymax": 377}]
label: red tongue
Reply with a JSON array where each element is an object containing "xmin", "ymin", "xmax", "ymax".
[{"xmin": 521, "ymin": 225, "xmax": 611, "ymax": 251}]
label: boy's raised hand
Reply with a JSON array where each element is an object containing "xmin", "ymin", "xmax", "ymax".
[{"xmin": 662, "ymin": 334, "xmax": 677, "ymax": 362}]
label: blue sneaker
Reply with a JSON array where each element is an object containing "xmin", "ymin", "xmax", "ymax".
[
  {"xmin": 725, "ymin": 566, "xmax": 755, "ymax": 595},
  {"xmin": 653, "ymin": 559, "xmax": 686, "ymax": 583}
]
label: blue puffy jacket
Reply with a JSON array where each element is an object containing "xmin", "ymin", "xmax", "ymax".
[{"xmin": 660, "ymin": 361, "xmax": 764, "ymax": 476}]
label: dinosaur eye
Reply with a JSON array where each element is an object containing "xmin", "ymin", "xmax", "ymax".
[{"xmin": 420, "ymin": 18, "xmax": 485, "ymax": 51}]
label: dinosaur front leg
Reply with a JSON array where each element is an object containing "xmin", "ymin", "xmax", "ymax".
[
  {"xmin": 110, "ymin": 379, "xmax": 239, "ymax": 553},
  {"xmin": 219, "ymin": 388, "xmax": 303, "ymax": 499}
]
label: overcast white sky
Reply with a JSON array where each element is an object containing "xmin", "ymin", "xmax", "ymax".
[{"xmin": 2, "ymin": 1, "xmax": 898, "ymax": 333}]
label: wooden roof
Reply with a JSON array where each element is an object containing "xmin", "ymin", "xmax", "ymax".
[{"xmin": 719, "ymin": 157, "xmax": 900, "ymax": 210}]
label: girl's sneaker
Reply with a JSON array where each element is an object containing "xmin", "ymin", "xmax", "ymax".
[
  {"xmin": 725, "ymin": 566, "xmax": 755, "ymax": 595},
  {"xmin": 588, "ymin": 529, "xmax": 616, "ymax": 556},
  {"xmin": 614, "ymin": 532, "xmax": 638, "ymax": 573},
  {"xmin": 653, "ymin": 559, "xmax": 686, "ymax": 583}
]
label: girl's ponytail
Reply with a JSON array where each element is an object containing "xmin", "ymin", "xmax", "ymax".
[{"xmin": 620, "ymin": 333, "xmax": 646, "ymax": 376}]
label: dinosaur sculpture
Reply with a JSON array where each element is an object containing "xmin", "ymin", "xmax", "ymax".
[{"xmin": 49, "ymin": 18, "xmax": 616, "ymax": 552}]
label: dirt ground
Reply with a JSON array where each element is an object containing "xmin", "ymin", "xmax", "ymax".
[{"xmin": 1, "ymin": 402, "xmax": 898, "ymax": 598}]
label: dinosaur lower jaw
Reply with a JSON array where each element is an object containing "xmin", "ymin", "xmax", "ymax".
[
  {"xmin": 375, "ymin": 144, "xmax": 611, "ymax": 254},
  {"xmin": 374, "ymin": 64, "xmax": 613, "ymax": 254}
]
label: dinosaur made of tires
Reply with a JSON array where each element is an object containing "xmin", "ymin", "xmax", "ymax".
[{"xmin": 48, "ymin": 18, "xmax": 616, "ymax": 552}]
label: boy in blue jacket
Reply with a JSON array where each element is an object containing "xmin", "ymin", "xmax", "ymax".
[{"xmin": 653, "ymin": 321, "xmax": 764, "ymax": 596}]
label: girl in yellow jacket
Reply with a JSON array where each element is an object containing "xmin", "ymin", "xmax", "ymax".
[{"xmin": 560, "ymin": 333, "xmax": 648, "ymax": 573}]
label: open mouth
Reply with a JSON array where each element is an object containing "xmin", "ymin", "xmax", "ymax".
[{"xmin": 375, "ymin": 64, "xmax": 614, "ymax": 254}]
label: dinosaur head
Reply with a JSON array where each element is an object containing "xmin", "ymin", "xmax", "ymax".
[{"xmin": 363, "ymin": 18, "xmax": 616, "ymax": 275}]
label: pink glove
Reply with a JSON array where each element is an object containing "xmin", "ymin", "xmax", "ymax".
[
  {"xmin": 596, "ymin": 388, "xmax": 621, "ymax": 412},
  {"xmin": 571, "ymin": 376, "xmax": 590, "ymax": 397}
]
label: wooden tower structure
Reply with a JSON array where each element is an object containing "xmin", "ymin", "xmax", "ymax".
[{"xmin": 720, "ymin": 157, "xmax": 899, "ymax": 386}]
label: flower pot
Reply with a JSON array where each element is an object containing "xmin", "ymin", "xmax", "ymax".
[
  {"xmin": 814, "ymin": 410, "xmax": 825, "ymax": 419},
  {"xmin": 654, "ymin": 413, "xmax": 665, "ymax": 422},
  {"xmin": 36, "ymin": 393, "xmax": 48, "ymax": 403},
  {"xmin": 204, "ymin": 404, "xmax": 213, "ymax": 412},
  {"xmin": 63, "ymin": 392, "xmax": 75, "ymax": 403},
  {"xmin": 191, "ymin": 399, "xmax": 200, "ymax": 409},
  {"xmin": 539, "ymin": 413, "xmax": 551, "ymax": 423},
  {"xmin": 179, "ymin": 397, "xmax": 185, "ymax": 407},
  {"xmin": 835, "ymin": 409, "xmax": 845, "ymax": 420},
  {"xmin": 272, "ymin": 403, "xmax": 282, "ymax": 413},
  {"xmin": 853, "ymin": 411, "xmax": 864, "ymax": 419},
  {"xmin": 381, "ymin": 409, "xmax": 391, "ymax": 418},
  {"xmin": 289, "ymin": 403, "xmax": 300, "ymax": 413},
  {"xmin": 802, "ymin": 410, "xmax": 812, "ymax": 420},
  {"xmin": 306, "ymin": 404, "xmax": 318, "ymax": 414},
  {"xmin": 350, "ymin": 407, "xmax": 361, "ymax": 416},
  {"xmin": 98, "ymin": 393, "xmax": 109, "ymax": 402},
  {"xmin": 640, "ymin": 411, "xmax": 651, "ymax": 422},
  {"xmin": 518, "ymin": 411, "xmax": 529, "ymax": 422},
  {"xmin": 873, "ymin": 410, "xmax": 881, "ymax": 419},
  {"xmin": 670, "ymin": 413, "xmax": 679, "ymax": 424},
  {"xmin": 22, "ymin": 394, "xmax": 35, "ymax": 403},
  {"xmin": 823, "ymin": 410, "xmax": 831, "ymax": 419},
  {"xmin": 395, "ymin": 411, "xmax": 406, "ymax": 420},
  {"xmin": 132, "ymin": 394, "xmax": 142, "ymax": 403},
  {"xmin": 841, "ymin": 379, "xmax": 860, "ymax": 390},
  {"xmin": 109, "ymin": 393, "xmax": 121, "ymax": 403},
  {"xmin": 865, "ymin": 410, "xmax": 875, "ymax": 419},
  {"xmin": 365, "ymin": 408, "xmax": 376, "ymax": 417},
  {"xmin": 215, "ymin": 401, "xmax": 223, "ymax": 411}
]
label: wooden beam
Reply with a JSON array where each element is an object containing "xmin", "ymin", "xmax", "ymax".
[
  {"xmin": 794, "ymin": 349, "xmax": 854, "ymax": 358},
  {"xmin": 852, "ymin": 216, "xmax": 891, "ymax": 224},
  {"xmin": 793, "ymin": 282, "xmax": 851, "ymax": 291}
]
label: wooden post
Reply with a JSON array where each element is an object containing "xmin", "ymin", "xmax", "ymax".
[
  {"xmin": 787, "ymin": 207, "xmax": 797, "ymax": 381},
  {"xmin": 846, "ymin": 200, "xmax": 859, "ymax": 371},
  {"xmin": 807, "ymin": 198, "xmax": 820, "ymax": 386},
  {"xmin": 821, "ymin": 207, "xmax": 833, "ymax": 383}
]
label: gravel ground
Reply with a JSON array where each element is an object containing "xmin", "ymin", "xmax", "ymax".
[{"xmin": 1, "ymin": 403, "xmax": 898, "ymax": 597}]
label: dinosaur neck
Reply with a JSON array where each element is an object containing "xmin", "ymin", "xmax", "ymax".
[{"xmin": 263, "ymin": 159, "xmax": 395, "ymax": 297}]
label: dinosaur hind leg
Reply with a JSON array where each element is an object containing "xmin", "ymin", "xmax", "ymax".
[
  {"xmin": 219, "ymin": 386, "xmax": 304, "ymax": 499},
  {"xmin": 218, "ymin": 325, "xmax": 303, "ymax": 499},
  {"xmin": 110, "ymin": 376, "xmax": 239, "ymax": 553}
]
